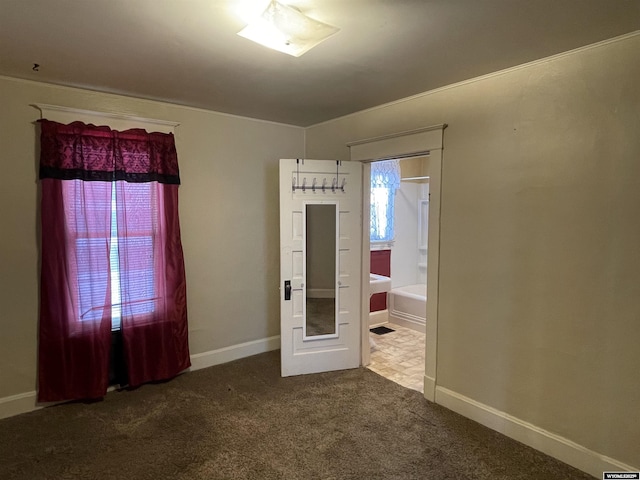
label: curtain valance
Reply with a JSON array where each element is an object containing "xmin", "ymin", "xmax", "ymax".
[{"xmin": 38, "ymin": 120, "xmax": 180, "ymax": 184}]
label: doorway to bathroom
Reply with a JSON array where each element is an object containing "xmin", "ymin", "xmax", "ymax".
[
  {"xmin": 349, "ymin": 124, "xmax": 446, "ymax": 401},
  {"xmin": 366, "ymin": 156, "xmax": 430, "ymax": 393}
]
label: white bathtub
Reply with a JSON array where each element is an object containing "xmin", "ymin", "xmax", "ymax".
[{"xmin": 388, "ymin": 284, "xmax": 426, "ymax": 333}]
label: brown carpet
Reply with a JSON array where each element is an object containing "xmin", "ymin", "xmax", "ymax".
[{"xmin": 0, "ymin": 351, "xmax": 594, "ymax": 480}]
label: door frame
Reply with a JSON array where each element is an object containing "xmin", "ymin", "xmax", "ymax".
[{"xmin": 348, "ymin": 125, "xmax": 446, "ymax": 402}]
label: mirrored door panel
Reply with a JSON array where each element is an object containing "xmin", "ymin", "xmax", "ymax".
[{"xmin": 304, "ymin": 202, "xmax": 338, "ymax": 339}]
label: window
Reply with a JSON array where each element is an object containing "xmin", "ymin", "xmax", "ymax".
[
  {"xmin": 370, "ymin": 159, "xmax": 401, "ymax": 242},
  {"xmin": 111, "ymin": 182, "xmax": 158, "ymax": 325},
  {"xmin": 38, "ymin": 118, "xmax": 190, "ymax": 402},
  {"xmin": 68, "ymin": 181, "xmax": 156, "ymax": 330}
]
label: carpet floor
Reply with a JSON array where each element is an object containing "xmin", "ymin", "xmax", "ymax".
[{"xmin": 0, "ymin": 351, "xmax": 594, "ymax": 479}]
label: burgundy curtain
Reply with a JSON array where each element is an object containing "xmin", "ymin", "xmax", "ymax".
[
  {"xmin": 38, "ymin": 120, "xmax": 189, "ymax": 402},
  {"xmin": 39, "ymin": 179, "xmax": 114, "ymax": 402}
]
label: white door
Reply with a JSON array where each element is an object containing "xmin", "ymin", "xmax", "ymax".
[{"xmin": 279, "ymin": 159, "xmax": 362, "ymax": 376}]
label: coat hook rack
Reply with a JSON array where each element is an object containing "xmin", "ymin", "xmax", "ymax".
[{"xmin": 291, "ymin": 159, "xmax": 346, "ymax": 193}]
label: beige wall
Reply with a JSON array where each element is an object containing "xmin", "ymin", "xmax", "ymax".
[
  {"xmin": 0, "ymin": 76, "xmax": 304, "ymax": 399},
  {"xmin": 306, "ymin": 35, "xmax": 640, "ymax": 467}
]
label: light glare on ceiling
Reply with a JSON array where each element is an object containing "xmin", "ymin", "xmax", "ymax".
[{"xmin": 237, "ymin": 1, "xmax": 340, "ymax": 57}]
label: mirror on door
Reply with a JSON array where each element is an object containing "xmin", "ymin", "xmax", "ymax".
[{"xmin": 304, "ymin": 203, "xmax": 338, "ymax": 338}]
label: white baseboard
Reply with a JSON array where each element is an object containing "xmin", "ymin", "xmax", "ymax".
[
  {"xmin": 369, "ymin": 309, "xmax": 388, "ymax": 327},
  {"xmin": 389, "ymin": 310, "xmax": 426, "ymax": 333},
  {"xmin": 189, "ymin": 335, "xmax": 280, "ymax": 371},
  {"xmin": 423, "ymin": 375, "xmax": 436, "ymax": 402},
  {"xmin": 435, "ymin": 386, "xmax": 639, "ymax": 478},
  {"xmin": 0, "ymin": 391, "xmax": 40, "ymax": 420},
  {"xmin": 0, "ymin": 335, "xmax": 281, "ymax": 420}
]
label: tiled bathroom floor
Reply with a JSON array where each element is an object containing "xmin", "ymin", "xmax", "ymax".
[{"xmin": 367, "ymin": 322, "xmax": 425, "ymax": 393}]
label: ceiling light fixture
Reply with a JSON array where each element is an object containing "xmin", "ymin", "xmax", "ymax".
[{"xmin": 237, "ymin": 1, "xmax": 339, "ymax": 57}]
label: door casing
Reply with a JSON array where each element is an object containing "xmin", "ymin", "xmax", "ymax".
[{"xmin": 349, "ymin": 125, "xmax": 446, "ymax": 401}]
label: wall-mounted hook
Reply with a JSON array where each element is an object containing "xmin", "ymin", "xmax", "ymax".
[
  {"xmin": 321, "ymin": 178, "xmax": 327, "ymax": 192},
  {"xmin": 302, "ymin": 177, "xmax": 307, "ymax": 192},
  {"xmin": 312, "ymin": 177, "xmax": 317, "ymax": 192},
  {"xmin": 341, "ymin": 178, "xmax": 346, "ymax": 191}
]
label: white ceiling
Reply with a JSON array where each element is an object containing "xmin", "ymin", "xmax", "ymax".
[{"xmin": 1, "ymin": 0, "xmax": 639, "ymax": 126}]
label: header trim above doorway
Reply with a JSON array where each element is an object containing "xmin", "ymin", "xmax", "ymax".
[{"xmin": 347, "ymin": 125, "xmax": 447, "ymax": 162}]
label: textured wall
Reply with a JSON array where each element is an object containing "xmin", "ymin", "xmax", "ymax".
[{"xmin": 305, "ymin": 34, "xmax": 640, "ymax": 468}]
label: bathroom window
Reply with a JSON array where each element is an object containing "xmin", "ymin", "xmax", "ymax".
[{"xmin": 370, "ymin": 159, "xmax": 401, "ymax": 242}]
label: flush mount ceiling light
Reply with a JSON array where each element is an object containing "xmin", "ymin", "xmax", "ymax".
[{"xmin": 237, "ymin": 1, "xmax": 340, "ymax": 57}]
